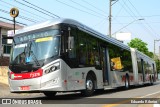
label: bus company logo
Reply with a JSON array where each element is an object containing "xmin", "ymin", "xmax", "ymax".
[
  {"xmin": 2, "ymin": 99, "xmax": 11, "ymax": 104},
  {"xmin": 11, "ymin": 74, "xmax": 22, "ymax": 79}
]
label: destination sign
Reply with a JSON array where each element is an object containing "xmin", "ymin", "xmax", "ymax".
[{"xmin": 14, "ymin": 29, "xmax": 59, "ymax": 43}]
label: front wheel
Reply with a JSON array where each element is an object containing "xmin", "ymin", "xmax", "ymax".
[
  {"xmin": 43, "ymin": 92, "xmax": 56, "ymax": 97},
  {"xmin": 81, "ymin": 75, "xmax": 95, "ymax": 96}
]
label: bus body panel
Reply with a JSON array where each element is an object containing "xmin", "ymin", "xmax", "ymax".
[
  {"xmin": 131, "ymin": 48, "xmax": 139, "ymax": 85},
  {"xmin": 110, "ymin": 71, "xmax": 134, "ymax": 87},
  {"xmin": 9, "ymin": 76, "xmax": 42, "ymax": 92},
  {"xmin": 131, "ymin": 48, "xmax": 157, "ymax": 85},
  {"xmin": 66, "ymin": 66, "xmax": 104, "ymax": 91}
]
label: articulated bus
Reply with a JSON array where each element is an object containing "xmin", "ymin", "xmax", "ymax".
[{"xmin": 8, "ymin": 18, "xmax": 157, "ymax": 97}]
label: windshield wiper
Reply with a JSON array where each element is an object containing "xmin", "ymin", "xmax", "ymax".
[
  {"xmin": 27, "ymin": 42, "xmax": 41, "ymax": 66},
  {"xmin": 29, "ymin": 50, "xmax": 40, "ymax": 66}
]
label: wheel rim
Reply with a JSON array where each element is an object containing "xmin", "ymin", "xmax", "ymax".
[{"xmin": 86, "ymin": 80, "xmax": 93, "ymax": 91}]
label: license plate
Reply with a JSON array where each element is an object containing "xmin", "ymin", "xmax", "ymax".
[{"xmin": 20, "ymin": 86, "xmax": 30, "ymax": 91}]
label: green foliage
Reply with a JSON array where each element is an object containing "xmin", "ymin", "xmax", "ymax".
[
  {"xmin": 154, "ymin": 55, "xmax": 160, "ymax": 73},
  {"xmin": 127, "ymin": 38, "xmax": 153, "ymax": 58},
  {"xmin": 155, "ymin": 59, "xmax": 160, "ymax": 73}
]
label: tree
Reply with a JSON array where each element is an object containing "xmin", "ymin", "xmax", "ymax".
[
  {"xmin": 127, "ymin": 38, "xmax": 153, "ymax": 58},
  {"xmin": 156, "ymin": 60, "xmax": 160, "ymax": 73},
  {"xmin": 155, "ymin": 55, "xmax": 160, "ymax": 73}
]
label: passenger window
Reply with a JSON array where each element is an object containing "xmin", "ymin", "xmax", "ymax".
[
  {"xmin": 79, "ymin": 37, "xmax": 87, "ymax": 65},
  {"xmin": 68, "ymin": 27, "xmax": 76, "ymax": 59},
  {"xmin": 109, "ymin": 44, "xmax": 133, "ymax": 72},
  {"xmin": 87, "ymin": 37, "xmax": 100, "ymax": 66}
]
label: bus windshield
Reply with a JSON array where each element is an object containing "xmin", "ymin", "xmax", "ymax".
[{"xmin": 10, "ymin": 30, "xmax": 60, "ymax": 66}]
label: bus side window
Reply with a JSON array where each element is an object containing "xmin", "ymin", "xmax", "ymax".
[
  {"xmin": 79, "ymin": 38, "xmax": 87, "ymax": 65},
  {"xmin": 87, "ymin": 38, "xmax": 100, "ymax": 66},
  {"xmin": 68, "ymin": 27, "xmax": 76, "ymax": 59}
]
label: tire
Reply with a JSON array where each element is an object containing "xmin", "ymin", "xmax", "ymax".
[
  {"xmin": 43, "ymin": 92, "xmax": 56, "ymax": 97},
  {"xmin": 81, "ymin": 75, "xmax": 95, "ymax": 96},
  {"xmin": 125, "ymin": 76, "xmax": 130, "ymax": 89},
  {"xmin": 150, "ymin": 76, "xmax": 153, "ymax": 85}
]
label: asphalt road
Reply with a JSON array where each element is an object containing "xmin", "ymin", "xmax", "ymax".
[{"xmin": 0, "ymin": 82, "xmax": 160, "ymax": 107}]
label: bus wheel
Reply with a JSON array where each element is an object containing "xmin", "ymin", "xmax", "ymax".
[
  {"xmin": 125, "ymin": 76, "xmax": 130, "ymax": 89},
  {"xmin": 43, "ymin": 92, "xmax": 56, "ymax": 97},
  {"xmin": 150, "ymin": 76, "xmax": 153, "ymax": 85},
  {"xmin": 81, "ymin": 75, "xmax": 95, "ymax": 96}
]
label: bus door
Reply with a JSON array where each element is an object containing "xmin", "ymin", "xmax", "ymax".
[
  {"xmin": 100, "ymin": 46, "xmax": 109, "ymax": 85},
  {"xmin": 141, "ymin": 59, "xmax": 145, "ymax": 82}
]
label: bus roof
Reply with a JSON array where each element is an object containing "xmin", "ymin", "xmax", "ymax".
[
  {"xmin": 16, "ymin": 18, "xmax": 130, "ymax": 50},
  {"xmin": 135, "ymin": 48, "xmax": 154, "ymax": 62}
]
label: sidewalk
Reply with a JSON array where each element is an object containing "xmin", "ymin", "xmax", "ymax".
[
  {"xmin": 0, "ymin": 75, "xmax": 8, "ymax": 85},
  {"xmin": 0, "ymin": 66, "xmax": 8, "ymax": 85}
]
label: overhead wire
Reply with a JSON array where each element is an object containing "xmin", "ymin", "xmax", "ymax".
[
  {"xmin": 113, "ymin": 15, "xmax": 160, "ymax": 18},
  {"xmin": 55, "ymin": 0, "xmax": 106, "ymax": 19},
  {"xmin": 115, "ymin": 0, "xmax": 157, "ymax": 40},
  {"xmin": 0, "ymin": 9, "xmax": 38, "ymax": 23},
  {"xmin": 81, "ymin": 0, "xmax": 107, "ymax": 15},
  {"xmin": 0, "ymin": 0, "xmax": 48, "ymax": 21},
  {"xmin": 70, "ymin": 0, "xmax": 107, "ymax": 18},
  {"xmin": 120, "ymin": 0, "xmax": 137, "ymax": 20},
  {"xmin": 127, "ymin": 0, "xmax": 159, "ymax": 39},
  {"xmin": 21, "ymin": 0, "xmax": 60, "ymax": 18},
  {"xmin": 0, "ymin": 2, "xmax": 42, "ymax": 22},
  {"xmin": 112, "ymin": 0, "xmax": 126, "ymax": 21},
  {"xmin": 0, "ymin": 17, "xmax": 27, "ymax": 26},
  {"xmin": 14, "ymin": 0, "xmax": 58, "ymax": 18},
  {"xmin": 111, "ymin": 0, "xmax": 138, "ymax": 35},
  {"xmin": 92, "ymin": 18, "xmax": 107, "ymax": 27},
  {"xmin": 122, "ymin": 0, "xmax": 154, "ymax": 38}
]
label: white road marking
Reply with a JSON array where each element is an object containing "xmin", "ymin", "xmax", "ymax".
[
  {"xmin": 154, "ymin": 104, "xmax": 160, "ymax": 107},
  {"xmin": 139, "ymin": 90, "xmax": 160, "ymax": 98}
]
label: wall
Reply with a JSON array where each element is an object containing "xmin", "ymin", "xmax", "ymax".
[
  {"xmin": 0, "ymin": 57, "xmax": 9, "ymax": 66},
  {"xmin": 0, "ymin": 66, "xmax": 8, "ymax": 85}
]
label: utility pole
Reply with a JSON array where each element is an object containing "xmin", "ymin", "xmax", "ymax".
[
  {"xmin": 109, "ymin": 0, "xmax": 112, "ymax": 37},
  {"xmin": 108, "ymin": 0, "xmax": 119, "ymax": 37}
]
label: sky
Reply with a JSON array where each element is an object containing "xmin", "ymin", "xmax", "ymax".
[{"xmin": 1, "ymin": 0, "xmax": 160, "ymax": 54}]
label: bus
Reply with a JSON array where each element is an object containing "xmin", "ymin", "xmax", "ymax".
[{"xmin": 8, "ymin": 18, "xmax": 157, "ymax": 97}]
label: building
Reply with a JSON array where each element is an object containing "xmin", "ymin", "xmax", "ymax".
[{"xmin": 0, "ymin": 20, "xmax": 23, "ymax": 66}]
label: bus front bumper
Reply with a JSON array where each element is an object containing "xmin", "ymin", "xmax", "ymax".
[{"xmin": 9, "ymin": 71, "xmax": 67, "ymax": 93}]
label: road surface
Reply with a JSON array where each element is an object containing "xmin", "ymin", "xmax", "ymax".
[{"xmin": 0, "ymin": 82, "xmax": 160, "ymax": 107}]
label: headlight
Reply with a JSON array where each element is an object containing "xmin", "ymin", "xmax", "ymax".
[
  {"xmin": 44, "ymin": 62, "xmax": 60, "ymax": 74},
  {"xmin": 50, "ymin": 66, "xmax": 57, "ymax": 71},
  {"xmin": 45, "ymin": 69, "xmax": 50, "ymax": 74}
]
